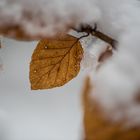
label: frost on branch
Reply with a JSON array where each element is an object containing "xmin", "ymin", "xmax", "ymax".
[{"xmin": 0, "ymin": 0, "xmax": 100, "ymax": 40}]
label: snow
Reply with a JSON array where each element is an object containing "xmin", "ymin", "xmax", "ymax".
[
  {"xmin": 91, "ymin": 0, "xmax": 140, "ymax": 127},
  {"xmin": 0, "ymin": 0, "xmax": 100, "ymax": 37},
  {"xmin": 1, "ymin": 0, "xmax": 140, "ymax": 133}
]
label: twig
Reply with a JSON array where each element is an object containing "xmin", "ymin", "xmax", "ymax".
[
  {"xmin": 72, "ymin": 24, "xmax": 117, "ymax": 49},
  {"xmin": 91, "ymin": 30, "xmax": 117, "ymax": 49}
]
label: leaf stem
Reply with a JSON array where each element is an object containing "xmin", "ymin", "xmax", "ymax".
[{"xmin": 78, "ymin": 33, "xmax": 90, "ymax": 40}]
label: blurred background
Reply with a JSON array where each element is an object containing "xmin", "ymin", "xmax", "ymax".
[{"xmin": 0, "ymin": 38, "xmax": 87, "ymax": 140}]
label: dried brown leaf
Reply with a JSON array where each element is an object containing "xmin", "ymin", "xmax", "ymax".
[
  {"xmin": 30, "ymin": 34, "xmax": 83, "ymax": 90},
  {"xmin": 82, "ymin": 78, "xmax": 140, "ymax": 140}
]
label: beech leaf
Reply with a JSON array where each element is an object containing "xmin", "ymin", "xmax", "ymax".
[{"xmin": 29, "ymin": 34, "xmax": 83, "ymax": 90}]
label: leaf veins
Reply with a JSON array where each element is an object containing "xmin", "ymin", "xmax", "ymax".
[{"xmin": 29, "ymin": 34, "xmax": 83, "ymax": 90}]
